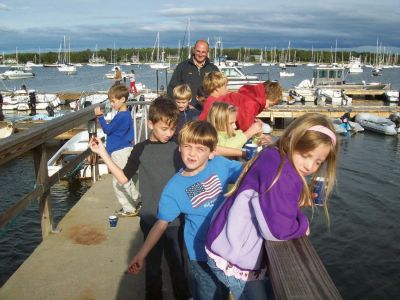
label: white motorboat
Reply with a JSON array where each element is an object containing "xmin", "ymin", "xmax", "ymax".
[
  {"xmin": 1, "ymin": 66, "xmax": 35, "ymax": 80},
  {"xmin": 347, "ymin": 56, "xmax": 363, "ymax": 73},
  {"xmin": 355, "ymin": 113, "xmax": 397, "ymax": 136},
  {"xmin": 58, "ymin": 64, "xmax": 77, "ymax": 75},
  {"xmin": 384, "ymin": 90, "xmax": 399, "ymax": 103},
  {"xmin": 48, "ymin": 130, "xmax": 109, "ymax": 179},
  {"xmin": 293, "ymin": 66, "xmax": 390, "ymax": 102},
  {"xmin": 280, "ymin": 71, "xmax": 295, "ymax": 77},
  {"xmin": 0, "ymin": 89, "xmax": 62, "ymax": 110},
  {"xmin": 315, "ymin": 88, "xmax": 352, "ymax": 106},
  {"xmin": 69, "ymin": 93, "xmax": 108, "ymax": 110},
  {"xmin": 218, "ymin": 66, "xmax": 264, "ymax": 90}
]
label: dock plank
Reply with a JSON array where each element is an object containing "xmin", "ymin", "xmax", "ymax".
[{"xmin": 0, "ymin": 175, "xmax": 175, "ymax": 300}]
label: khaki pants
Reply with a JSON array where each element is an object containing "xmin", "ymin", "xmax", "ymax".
[{"xmin": 111, "ymin": 147, "xmax": 140, "ymax": 212}]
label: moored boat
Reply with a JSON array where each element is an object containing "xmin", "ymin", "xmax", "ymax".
[
  {"xmin": 355, "ymin": 113, "xmax": 397, "ymax": 135},
  {"xmin": 218, "ymin": 65, "xmax": 264, "ymax": 90},
  {"xmin": 0, "ymin": 66, "xmax": 35, "ymax": 80},
  {"xmin": 47, "ymin": 130, "xmax": 109, "ymax": 179}
]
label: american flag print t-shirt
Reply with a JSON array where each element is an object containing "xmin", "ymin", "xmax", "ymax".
[{"xmin": 185, "ymin": 174, "xmax": 222, "ymax": 208}]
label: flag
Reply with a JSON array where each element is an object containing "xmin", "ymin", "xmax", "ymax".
[{"xmin": 186, "ymin": 175, "xmax": 222, "ymax": 208}]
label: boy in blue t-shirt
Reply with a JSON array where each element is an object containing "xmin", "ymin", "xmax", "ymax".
[
  {"xmin": 127, "ymin": 120, "xmax": 243, "ymax": 300},
  {"xmin": 94, "ymin": 84, "xmax": 140, "ymax": 217}
]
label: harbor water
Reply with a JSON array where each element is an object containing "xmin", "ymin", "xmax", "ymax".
[{"xmin": 1, "ymin": 64, "xmax": 400, "ymax": 299}]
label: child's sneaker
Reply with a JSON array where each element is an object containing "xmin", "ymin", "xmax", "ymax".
[{"xmin": 115, "ymin": 208, "xmax": 139, "ymax": 217}]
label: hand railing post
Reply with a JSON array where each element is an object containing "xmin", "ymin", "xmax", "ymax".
[
  {"xmin": 88, "ymin": 119, "xmax": 99, "ymax": 183},
  {"xmin": 32, "ymin": 144, "xmax": 52, "ymax": 238}
]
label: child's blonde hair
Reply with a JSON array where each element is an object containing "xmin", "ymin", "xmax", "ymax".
[
  {"xmin": 202, "ymin": 71, "xmax": 228, "ymax": 95},
  {"xmin": 228, "ymin": 113, "xmax": 338, "ymax": 223},
  {"xmin": 173, "ymin": 84, "xmax": 192, "ymax": 101},
  {"xmin": 179, "ymin": 121, "xmax": 218, "ymax": 152},
  {"xmin": 207, "ymin": 102, "xmax": 237, "ymax": 138},
  {"xmin": 108, "ymin": 83, "xmax": 129, "ymax": 101},
  {"xmin": 263, "ymin": 80, "xmax": 282, "ymax": 106},
  {"xmin": 149, "ymin": 96, "xmax": 179, "ymax": 126}
]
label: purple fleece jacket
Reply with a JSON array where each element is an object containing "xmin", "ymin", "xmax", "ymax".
[{"xmin": 206, "ymin": 147, "xmax": 308, "ymax": 271}]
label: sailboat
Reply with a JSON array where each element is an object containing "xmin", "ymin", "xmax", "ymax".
[
  {"xmin": 57, "ymin": 36, "xmax": 77, "ymax": 75},
  {"xmin": 149, "ymin": 32, "xmax": 170, "ymax": 70},
  {"xmin": 306, "ymin": 46, "xmax": 317, "ymax": 67},
  {"xmin": 87, "ymin": 45, "xmax": 106, "ymax": 67}
]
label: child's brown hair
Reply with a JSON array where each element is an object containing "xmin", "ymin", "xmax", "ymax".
[
  {"xmin": 108, "ymin": 83, "xmax": 129, "ymax": 101},
  {"xmin": 263, "ymin": 80, "xmax": 282, "ymax": 106},
  {"xmin": 179, "ymin": 121, "xmax": 218, "ymax": 152},
  {"xmin": 149, "ymin": 96, "xmax": 179, "ymax": 126}
]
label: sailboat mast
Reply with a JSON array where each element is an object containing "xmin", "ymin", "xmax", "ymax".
[{"xmin": 187, "ymin": 18, "xmax": 191, "ymax": 59}]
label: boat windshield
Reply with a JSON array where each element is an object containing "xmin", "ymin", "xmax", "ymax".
[{"xmin": 221, "ymin": 67, "xmax": 243, "ymax": 78}]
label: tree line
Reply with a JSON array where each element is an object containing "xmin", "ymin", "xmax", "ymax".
[{"xmin": 1, "ymin": 47, "xmax": 389, "ymax": 65}]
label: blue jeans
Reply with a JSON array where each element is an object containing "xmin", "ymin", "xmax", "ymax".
[
  {"xmin": 188, "ymin": 260, "xmax": 229, "ymax": 300},
  {"xmin": 207, "ymin": 257, "xmax": 274, "ymax": 300},
  {"xmin": 140, "ymin": 219, "xmax": 190, "ymax": 300}
]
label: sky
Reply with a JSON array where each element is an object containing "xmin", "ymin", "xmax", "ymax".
[{"xmin": 1, "ymin": 0, "xmax": 399, "ymax": 53}]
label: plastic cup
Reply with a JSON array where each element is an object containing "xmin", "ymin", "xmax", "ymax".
[
  {"xmin": 245, "ymin": 143, "xmax": 258, "ymax": 160},
  {"xmin": 313, "ymin": 177, "xmax": 326, "ymax": 206},
  {"xmin": 109, "ymin": 215, "xmax": 118, "ymax": 228}
]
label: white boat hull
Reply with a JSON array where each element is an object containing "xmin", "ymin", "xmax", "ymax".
[{"xmin": 355, "ymin": 113, "xmax": 397, "ymax": 136}]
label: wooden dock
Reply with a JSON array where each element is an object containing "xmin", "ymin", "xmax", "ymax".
[
  {"xmin": 0, "ymin": 175, "xmax": 176, "ymax": 300},
  {"xmin": 258, "ymin": 104, "xmax": 400, "ymax": 119}
]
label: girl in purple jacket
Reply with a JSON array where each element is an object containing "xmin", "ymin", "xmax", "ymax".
[{"xmin": 206, "ymin": 113, "xmax": 339, "ymax": 299}]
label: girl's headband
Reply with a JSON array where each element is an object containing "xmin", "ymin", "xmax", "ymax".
[{"xmin": 308, "ymin": 125, "xmax": 337, "ymax": 146}]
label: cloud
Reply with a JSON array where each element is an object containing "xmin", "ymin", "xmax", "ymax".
[
  {"xmin": 0, "ymin": 1, "xmax": 399, "ymax": 52},
  {"xmin": 0, "ymin": 3, "xmax": 8, "ymax": 10}
]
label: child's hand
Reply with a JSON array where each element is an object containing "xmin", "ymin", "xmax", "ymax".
[
  {"xmin": 89, "ymin": 137, "xmax": 105, "ymax": 155},
  {"xmin": 246, "ymin": 121, "xmax": 263, "ymax": 138},
  {"xmin": 257, "ymin": 134, "xmax": 272, "ymax": 146},
  {"xmin": 127, "ymin": 255, "xmax": 144, "ymax": 275},
  {"xmin": 94, "ymin": 107, "xmax": 104, "ymax": 117}
]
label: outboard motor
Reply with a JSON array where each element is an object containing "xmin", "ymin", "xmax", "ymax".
[
  {"xmin": 46, "ymin": 105, "xmax": 55, "ymax": 117},
  {"xmin": 389, "ymin": 113, "xmax": 400, "ymax": 128},
  {"xmin": 28, "ymin": 91, "xmax": 37, "ymax": 116},
  {"xmin": 83, "ymin": 101, "xmax": 92, "ymax": 108}
]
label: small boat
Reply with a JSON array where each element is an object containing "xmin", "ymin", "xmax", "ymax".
[
  {"xmin": 384, "ymin": 90, "xmax": 399, "ymax": 103},
  {"xmin": 1, "ymin": 89, "xmax": 63, "ymax": 111},
  {"xmin": 57, "ymin": 64, "xmax": 77, "ymax": 75},
  {"xmin": 0, "ymin": 121, "xmax": 14, "ymax": 138},
  {"xmin": 315, "ymin": 88, "xmax": 352, "ymax": 106},
  {"xmin": 355, "ymin": 113, "xmax": 397, "ymax": 136},
  {"xmin": 48, "ymin": 130, "xmax": 109, "ymax": 179},
  {"xmin": 372, "ymin": 68, "xmax": 382, "ymax": 76},
  {"xmin": 69, "ymin": 93, "xmax": 108, "ymax": 110},
  {"xmin": 347, "ymin": 56, "xmax": 363, "ymax": 73},
  {"xmin": 280, "ymin": 71, "xmax": 295, "ymax": 77},
  {"xmin": 1, "ymin": 66, "xmax": 35, "ymax": 80},
  {"xmin": 218, "ymin": 65, "xmax": 264, "ymax": 90},
  {"xmin": 332, "ymin": 118, "xmax": 364, "ymax": 134},
  {"xmin": 295, "ymin": 66, "xmax": 391, "ymax": 92}
]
